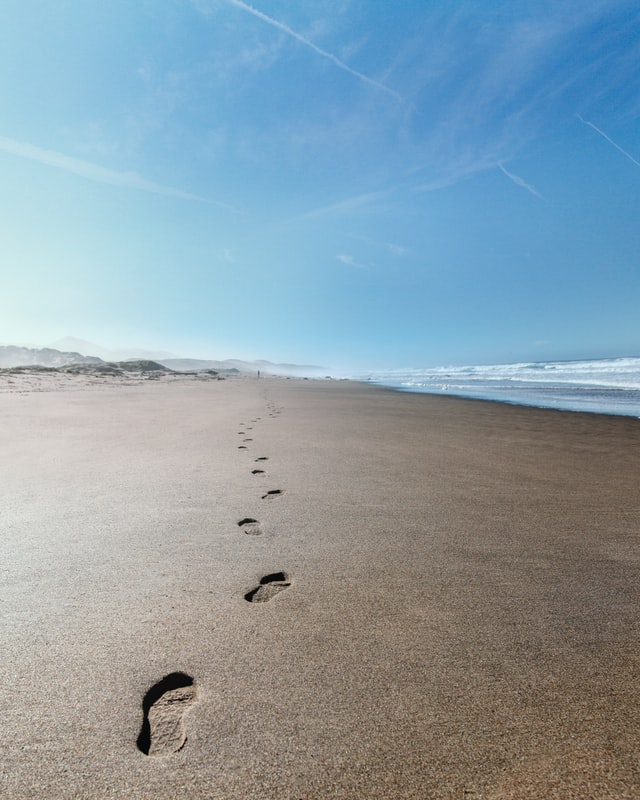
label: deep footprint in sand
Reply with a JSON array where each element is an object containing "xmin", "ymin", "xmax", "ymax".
[
  {"xmin": 137, "ymin": 672, "xmax": 197, "ymax": 756},
  {"xmin": 245, "ymin": 571, "xmax": 291, "ymax": 603},
  {"xmin": 252, "ymin": 469, "xmax": 265, "ymax": 475},
  {"xmin": 238, "ymin": 445, "xmax": 247, "ymax": 450},
  {"xmin": 254, "ymin": 457, "xmax": 268, "ymax": 462},
  {"xmin": 262, "ymin": 489, "xmax": 284, "ymax": 499},
  {"xmin": 238, "ymin": 517, "xmax": 262, "ymax": 535}
]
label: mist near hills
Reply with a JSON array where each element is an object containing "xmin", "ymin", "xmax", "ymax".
[{"xmin": 49, "ymin": 337, "xmax": 176, "ymax": 363}]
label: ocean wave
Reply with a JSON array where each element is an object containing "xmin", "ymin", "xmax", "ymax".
[{"xmin": 353, "ymin": 357, "xmax": 640, "ymax": 417}]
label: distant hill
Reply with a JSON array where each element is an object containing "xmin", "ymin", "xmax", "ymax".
[
  {"xmin": 57, "ymin": 360, "xmax": 175, "ymax": 376},
  {"xmin": 0, "ymin": 345, "xmax": 102, "ymax": 369},
  {"xmin": 159, "ymin": 358, "xmax": 237, "ymax": 373},
  {"xmin": 0, "ymin": 341, "xmax": 325, "ymax": 377},
  {"xmin": 160, "ymin": 358, "xmax": 325, "ymax": 376}
]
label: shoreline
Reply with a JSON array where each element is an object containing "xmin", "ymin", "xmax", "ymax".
[
  {"xmin": 4, "ymin": 363, "xmax": 640, "ymax": 420},
  {"xmin": 367, "ymin": 379, "xmax": 640, "ymax": 419},
  {"xmin": 2, "ymin": 376, "xmax": 639, "ymax": 798}
]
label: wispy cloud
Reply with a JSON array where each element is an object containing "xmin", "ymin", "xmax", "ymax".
[
  {"xmin": 337, "ymin": 253, "xmax": 368, "ymax": 269},
  {"xmin": 498, "ymin": 162, "xmax": 543, "ymax": 199},
  {"xmin": 0, "ymin": 135, "xmax": 235, "ymax": 207},
  {"xmin": 224, "ymin": 0, "xmax": 406, "ymax": 105},
  {"xmin": 577, "ymin": 115, "xmax": 640, "ymax": 169},
  {"xmin": 348, "ymin": 232, "xmax": 407, "ymax": 256},
  {"xmin": 394, "ymin": 4, "xmax": 635, "ymax": 192}
]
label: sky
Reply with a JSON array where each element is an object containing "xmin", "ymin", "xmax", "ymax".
[{"xmin": 1, "ymin": 0, "xmax": 640, "ymax": 370}]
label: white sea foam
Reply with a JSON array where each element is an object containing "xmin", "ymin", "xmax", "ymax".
[{"xmin": 354, "ymin": 357, "xmax": 640, "ymax": 417}]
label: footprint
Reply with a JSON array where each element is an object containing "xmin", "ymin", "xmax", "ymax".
[
  {"xmin": 137, "ymin": 672, "xmax": 197, "ymax": 756},
  {"xmin": 252, "ymin": 469, "xmax": 265, "ymax": 475},
  {"xmin": 238, "ymin": 517, "xmax": 262, "ymax": 535},
  {"xmin": 243, "ymin": 438, "xmax": 253, "ymax": 442},
  {"xmin": 254, "ymin": 457, "xmax": 268, "ymax": 462},
  {"xmin": 245, "ymin": 571, "xmax": 291, "ymax": 603},
  {"xmin": 238, "ymin": 445, "xmax": 247, "ymax": 450},
  {"xmin": 262, "ymin": 489, "xmax": 284, "ymax": 500}
]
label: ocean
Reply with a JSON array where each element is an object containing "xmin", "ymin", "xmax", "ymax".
[{"xmin": 358, "ymin": 357, "xmax": 640, "ymax": 418}]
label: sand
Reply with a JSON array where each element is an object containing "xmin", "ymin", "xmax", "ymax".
[{"xmin": 1, "ymin": 375, "xmax": 639, "ymax": 799}]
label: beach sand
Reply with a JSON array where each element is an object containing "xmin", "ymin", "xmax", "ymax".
[{"xmin": 2, "ymin": 375, "xmax": 639, "ymax": 799}]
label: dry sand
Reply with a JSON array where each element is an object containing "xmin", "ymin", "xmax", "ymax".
[{"xmin": 1, "ymin": 375, "xmax": 639, "ymax": 799}]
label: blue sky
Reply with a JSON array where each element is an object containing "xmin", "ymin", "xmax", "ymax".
[{"xmin": 1, "ymin": 0, "xmax": 639, "ymax": 370}]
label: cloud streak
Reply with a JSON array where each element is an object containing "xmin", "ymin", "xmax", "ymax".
[
  {"xmin": 0, "ymin": 135, "xmax": 234, "ymax": 207},
  {"xmin": 498, "ymin": 162, "xmax": 543, "ymax": 199},
  {"xmin": 224, "ymin": 0, "xmax": 406, "ymax": 105},
  {"xmin": 337, "ymin": 253, "xmax": 368, "ymax": 269},
  {"xmin": 348, "ymin": 231, "xmax": 407, "ymax": 256},
  {"xmin": 577, "ymin": 115, "xmax": 640, "ymax": 169}
]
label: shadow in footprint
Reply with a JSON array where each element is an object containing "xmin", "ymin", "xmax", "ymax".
[
  {"xmin": 137, "ymin": 672, "xmax": 197, "ymax": 756},
  {"xmin": 252, "ymin": 469, "xmax": 265, "ymax": 475},
  {"xmin": 243, "ymin": 438, "xmax": 253, "ymax": 442},
  {"xmin": 238, "ymin": 517, "xmax": 261, "ymax": 535},
  {"xmin": 255, "ymin": 457, "xmax": 268, "ymax": 462},
  {"xmin": 238, "ymin": 446, "xmax": 247, "ymax": 450},
  {"xmin": 262, "ymin": 489, "xmax": 284, "ymax": 499},
  {"xmin": 245, "ymin": 571, "xmax": 291, "ymax": 603}
]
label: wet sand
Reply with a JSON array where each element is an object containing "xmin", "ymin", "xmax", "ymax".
[{"xmin": 2, "ymin": 376, "xmax": 639, "ymax": 799}]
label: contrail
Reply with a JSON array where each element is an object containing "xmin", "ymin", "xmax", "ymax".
[
  {"xmin": 577, "ymin": 114, "xmax": 640, "ymax": 169},
  {"xmin": 498, "ymin": 162, "xmax": 544, "ymax": 200},
  {"xmin": 0, "ymin": 135, "xmax": 235, "ymax": 208},
  {"xmin": 225, "ymin": 0, "xmax": 405, "ymax": 104},
  {"xmin": 290, "ymin": 186, "xmax": 393, "ymax": 222}
]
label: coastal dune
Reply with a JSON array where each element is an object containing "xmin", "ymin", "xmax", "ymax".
[{"xmin": 1, "ymin": 376, "xmax": 639, "ymax": 799}]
